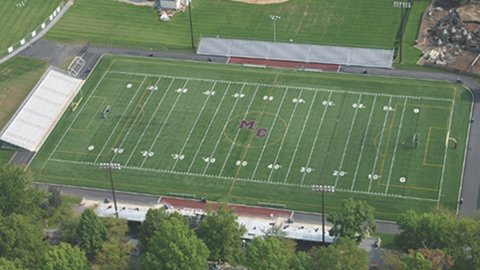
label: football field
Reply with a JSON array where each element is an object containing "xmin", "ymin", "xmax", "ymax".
[{"xmin": 30, "ymin": 56, "xmax": 472, "ymax": 220}]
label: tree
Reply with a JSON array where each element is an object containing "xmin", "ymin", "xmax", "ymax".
[
  {"xmin": 417, "ymin": 248, "xmax": 454, "ymax": 270},
  {"xmin": 0, "ymin": 258, "xmax": 24, "ymax": 270},
  {"xmin": 140, "ymin": 212, "xmax": 209, "ymax": 270},
  {"xmin": 400, "ymin": 251, "xmax": 433, "ymax": 270},
  {"xmin": 138, "ymin": 208, "xmax": 168, "ymax": 254},
  {"xmin": 94, "ymin": 217, "xmax": 133, "ymax": 270},
  {"xmin": 47, "ymin": 186, "xmax": 62, "ymax": 209},
  {"xmin": 40, "ymin": 242, "xmax": 89, "ymax": 270},
  {"xmin": 450, "ymin": 217, "xmax": 480, "ymax": 270},
  {"xmin": 196, "ymin": 202, "xmax": 247, "ymax": 265},
  {"xmin": 310, "ymin": 237, "xmax": 369, "ymax": 270},
  {"xmin": 395, "ymin": 210, "xmax": 457, "ymax": 251},
  {"xmin": 0, "ymin": 214, "xmax": 49, "ymax": 269},
  {"xmin": 246, "ymin": 237, "xmax": 293, "ymax": 270},
  {"xmin": 0, "ymin": 164, "xmax": 45, "ymax": 218},
  {"xmin": 58, "ymin": 205, "xmax": 80, "ymax": 244},
  {"xmin": 290, "ymin": 251, "xmax": 313, "ymax": 270},
  {"xmin": 327, "ymin": 198, "xmax": 376, "ymax": 242},
  {"xmin": 76, "ymin": 208, "xmax": 107, "ymax": 261},
  {"xmin": 102, "ymin": 216, "xmax": 129, "ymax": 243}
]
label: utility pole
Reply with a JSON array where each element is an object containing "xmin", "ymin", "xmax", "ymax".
[
  {"xmin": 100, "ymin": 163, "xmax": 121, "ymax": 218},
  {"xmin": 188, "ymin": 0, "xmax": 195, "ymax": 52},
  {"xmin": 270, "ymin": 15, "xmax": 281, "ymax": 42},
  {"xmin": 394, "ymin": 1, "xmax": 412, "ymax": 64},
  {"xmin": 312, "ymin": 185, "xmax": 335, "ymax": 244}
]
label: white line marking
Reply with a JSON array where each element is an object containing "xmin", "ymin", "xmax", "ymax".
[
  {"xmin": 203, "ymin": 83, "xmax": 247, "ymax": 174},
  {"xmin": 284, "ymin": 91, "xmax": 318, "ymax": 183},
  {"xmin": 300, "ymin": 91, "xmax": 333, "ymax": 185},
  {"xmin": 266, "ymin": 89, "xmax": 303, "ymax": 182},
  {"xmin": 187, "ymin": 83, "xmax": 232, "ymax": 172},
  {"xmin": 94, "ymin": 76, "xmax": 148, "ymax": 163},
  {"xmin": 218, "ymin": 84, "xmax": 261, "ymax": 176},
  {"xmin": 368, "ymin": 96, "xmax": 393, "ymax": 192},
  {"xmin": 385, "ymin": 98, "xmax": 408, "ymax": 194},
  {"xmin": 171, "ymin": 82, "xmax": 217, "ymax": 171},
  {"xmin": 351, "ymin": 95, "xmax": 377, "ymax": 190},
  {"xmin": 251, "ymin": 88, "xmax": 289, "ymax": 180},
  {"xmin": 125, "ymin": 77, "xmax": 174, "ymax": 166},
  {"xmin": 140, "ymin": 79, "xmax": 189, "ymax": 168},
  {"xmin": 437, "ymin": 99, "xmax": 455, "ymax": 204},
  {"xmin": 334, "ymin": 94, "xmax": 363, "ymax": 187}
]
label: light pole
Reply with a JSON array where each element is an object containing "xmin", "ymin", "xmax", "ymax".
[
  {"xmin": 270, "ymin": 15, "xmax": 281, "ymax": 42},
  {"xmin": 312, "ymin": 185, "xmax": 335, "ymax": 244},
  {"xmin": 100, "ymin": 163, "xmax": 121, "ymax": 218},
  {"xmin": 188, "ymin": 0, "xmax": 195, "ymax": 52},
  {"xmin": 394, "ymin": 1, "xmax": 412, "ymax": 64}
]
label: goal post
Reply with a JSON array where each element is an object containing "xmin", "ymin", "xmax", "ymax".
[{"xmin": 412, "ymin": 133, "xmax": 419, "ymax": 149}]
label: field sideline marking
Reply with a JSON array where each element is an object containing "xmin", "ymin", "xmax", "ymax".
[
  {"xmin": 266, "ymin": 89, "xmax": 303, "ymax": 183},
  {"xmin": 351, "ymin": 95, "xmax": 377, "ymax": 190},
  {"xmin": 94, "ymin": 76, "xmax": 147, "ymax": 163},
  {"xmin": 140, "ymin": 79, "xmax": 190, "ymax": 168},
  {"xmin": 125, "ymin": 78, "xmax": 175, "ymax": 166},
  {"xmin": 228, "ymin": 74, "xmax": 280, "ymax": 196},
  {"xmin": 284, "ymin": 91, "xmax": 318, "ymax": 183},
  {"xmin": 218, "ymin": 84, "xmax": 260, "ymax": 176},
  {"xmin": 108, "ymin": 71, "xmax": 452, "ymax": 102},
  {"xmin": 423, "ymin": 126, "xmax": 448, "ymax": 167},
  {"xmin": 334, "ymin": 94, "xmax": 363, "ymax": 188},
  {"xmin": 384, "ymin": 99, "xmax": 408, "ymax": 194},
  {"xmin": 171, "ymin": 82, "xmax": 217, "ymax": 171},
  {"xmin": 300, "ymin": 92, "xmax": 333, "ymax": 185},
  {"xmin": 251, "ymin": 87, "xmax": 289, "ymax": 180},
  {"xmin": 187, "ymin": 83, "xmax": 232, "ymax": 172},
  {"xmin": 203, "ymin": 83, "xmax": 247, "ymax": 174},
  {"xmin": 368, "ymin": 97, "xmax": 392, "ymax": 192}
]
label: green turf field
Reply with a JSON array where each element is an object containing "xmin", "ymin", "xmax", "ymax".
[
  {"xmin": 46, "ymin": 0, "xmax": 402, "ymax": 52},
  {"xmin": 0, "ymin": 0, "xmax": 63, "ymax": 55},
  {"xmin": 29, "ymin": 55, "xmax": 472, "ymax": 220}
]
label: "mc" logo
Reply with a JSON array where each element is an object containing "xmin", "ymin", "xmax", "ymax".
[{"xmin": 238, "ymin": 120, "xmax": 268, "ymax": 138}]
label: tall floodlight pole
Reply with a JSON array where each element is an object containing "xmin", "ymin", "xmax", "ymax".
[
  {"xmin": 188, "ymin": 0, "xmax": 195, "ymax": 51},
  {"xmin": 312, "ymin": 185, "xmax": 335, "ymax": 244},
  {"xmin": 394, "ymin": 1, "xmax": 412, "ymax": 64},
  {"xmin": 270, "ymin": 15, "xmax": 281, "ymax": 42},
  {"xmin": 100, "ymin": 163, "xmax": 121, "ymax": 218}
]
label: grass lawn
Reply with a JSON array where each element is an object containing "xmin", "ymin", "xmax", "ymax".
[
  {"xmin": 0, "ymin": 57, "xmax": 49, "ymax": 129},
  {"xmin": 46, "ymin": 0, "xmax": 400, "ymax": 52},
  {"xmin": 29, "ymin": 55, "xmax": 472, "ymax": 221},
  {"xmin": 372, "ymin": 232, "xmax": 399, "ymax": 250},
  {"xmin": 0, "ymin": 0, "xmax": 62, "ymax": 55},
  {"xmin": 0, "ymin": 150, "xmax": 14, "ymax": 164}
]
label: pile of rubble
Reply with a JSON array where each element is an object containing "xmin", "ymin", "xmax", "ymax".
[{"xmin": 424, "ymin": 8, "xmax": 480, "ymax": 65}]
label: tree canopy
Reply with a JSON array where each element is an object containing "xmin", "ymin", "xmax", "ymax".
[
  {"xmin": 0, "ymin": 165, "xmax": 45, "ymax": 218},
  {"xmin": 76, "ymin": 208, "xmax": 107, "ymax": 261},
  {"xmin": 94, "ymin": 217, "xmax": 133, "ymax": 270},
  {"xmin": 309, "ymin": 237, "xmax": 369, "ymax": 270},
  {"xmin": 40, "ymin": 242, "xmax": 89, "ymax": 270},
  {"xmin": 246, "ymin": 236, "xmax": 293, "ymax": 270},
  {"xmin": 140, "ymin": 212, "xmax": 209, "ymax": 270},
  {"xmin": 196, "ymin": 202, "xmax": 247, "ymax": 265},
  {"xmin": 327, "ymin": 198, "xmax": 376, "ymax": 242},
  {"xmin": 138, "ymin": 208, "xmax": 167, "ymax": 254},
  {"xmin": 0, "ymin": 258, "xmax": 24, "ymax": 270}
]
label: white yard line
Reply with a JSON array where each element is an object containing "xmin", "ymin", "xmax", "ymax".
[
  {"xmin": 385, "ymin": 98, "xmax": 408, "ymax": 194},
  {"xmin": 250, "ymin": 88, "xmax": 289, "ymax": 180},
  {"xmin": 139, "ymin": 79, "xmax": 190, "ymax": 168},
  {"xmin": 187, "ymin": 83, "xmax": 231, "ymax": 173},
  {"xmin": 283, "ymin": 91, "xmax": 318, "ymax": 183},
  {"xmin": 334, "ymin": 94, "xmax": 363, "ymax": 188},
  {"xmin": 109, "ymin": 77, "xmax": 161, "ymax": 163},
  {"xmin": 351, "ymin": 95, "xmax": 377, "ymax": 190},
  {"xmin": 94, "ymin": 76, "xmax": 147, "ymax": 163},
  {"xmin": 266, "ymin": 90, "xmax": 303, "ymax": 182},
  {"xmin": 202, "ymin": 84, "xmax": 247, "ymax": 174},
  {"xmin": 368, "ymin": 96, "xmax": 393, "ymax": 192},
  {"xmin": 170, "ymin": 82, "xmax": 217, "ymax": 171},
  {"xmin": 48, "ymin": 70, "xmax": 110, "ymax": 160},
  {"xmin": 218, "ymin": 85, "xmax": 261, "ymax": 176},
  {"xmin": 437, "ymin": 99, "xmax": 455, "ymax": 204},
  {"xmin": 124, "ymin": 78, "xmax": 175, "ymax": 166},
  {"xmin": 108, "ymin": 71, "xmax": 452, "ymax": 102},
  {"xmin": 300, "ymin": 91, "xmax": 333, "ymax": 185}
]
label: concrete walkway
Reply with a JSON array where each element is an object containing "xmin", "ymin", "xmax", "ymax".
[{"xmin": 18, "ymin": 39, "xmax": 480, "ymax": 217}]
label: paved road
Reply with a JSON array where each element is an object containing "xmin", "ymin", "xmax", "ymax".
[{"xmin": 18, "ymin": 39, "xmax": 480, "ymax": 219}]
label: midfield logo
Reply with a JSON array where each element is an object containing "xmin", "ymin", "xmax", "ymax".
[{"xmin": 238, "ymin": 120, "xmax": 268, "ymax": 138}]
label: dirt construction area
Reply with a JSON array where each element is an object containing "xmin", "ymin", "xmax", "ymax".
[{"xmin": 416, "ymin": 1, "xmax": 480, "ymax": 75}]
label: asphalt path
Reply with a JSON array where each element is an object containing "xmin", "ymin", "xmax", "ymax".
[{"xmin": 17, "ymin": 39, "xmax": 480, "ymax": 232}]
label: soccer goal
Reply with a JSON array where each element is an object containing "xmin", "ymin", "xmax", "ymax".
[
  {"xmin": 412, "ymin": 133, "xmax": 420, "ymax": 149},
  {"xmin": 67, "ymin": 56, "xmax": 86, "ymax": 78}
]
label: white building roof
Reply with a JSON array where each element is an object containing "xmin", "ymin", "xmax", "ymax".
[{"xmin": 0, "ymin": 68, "xmax": 83, "ymax": 152}]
